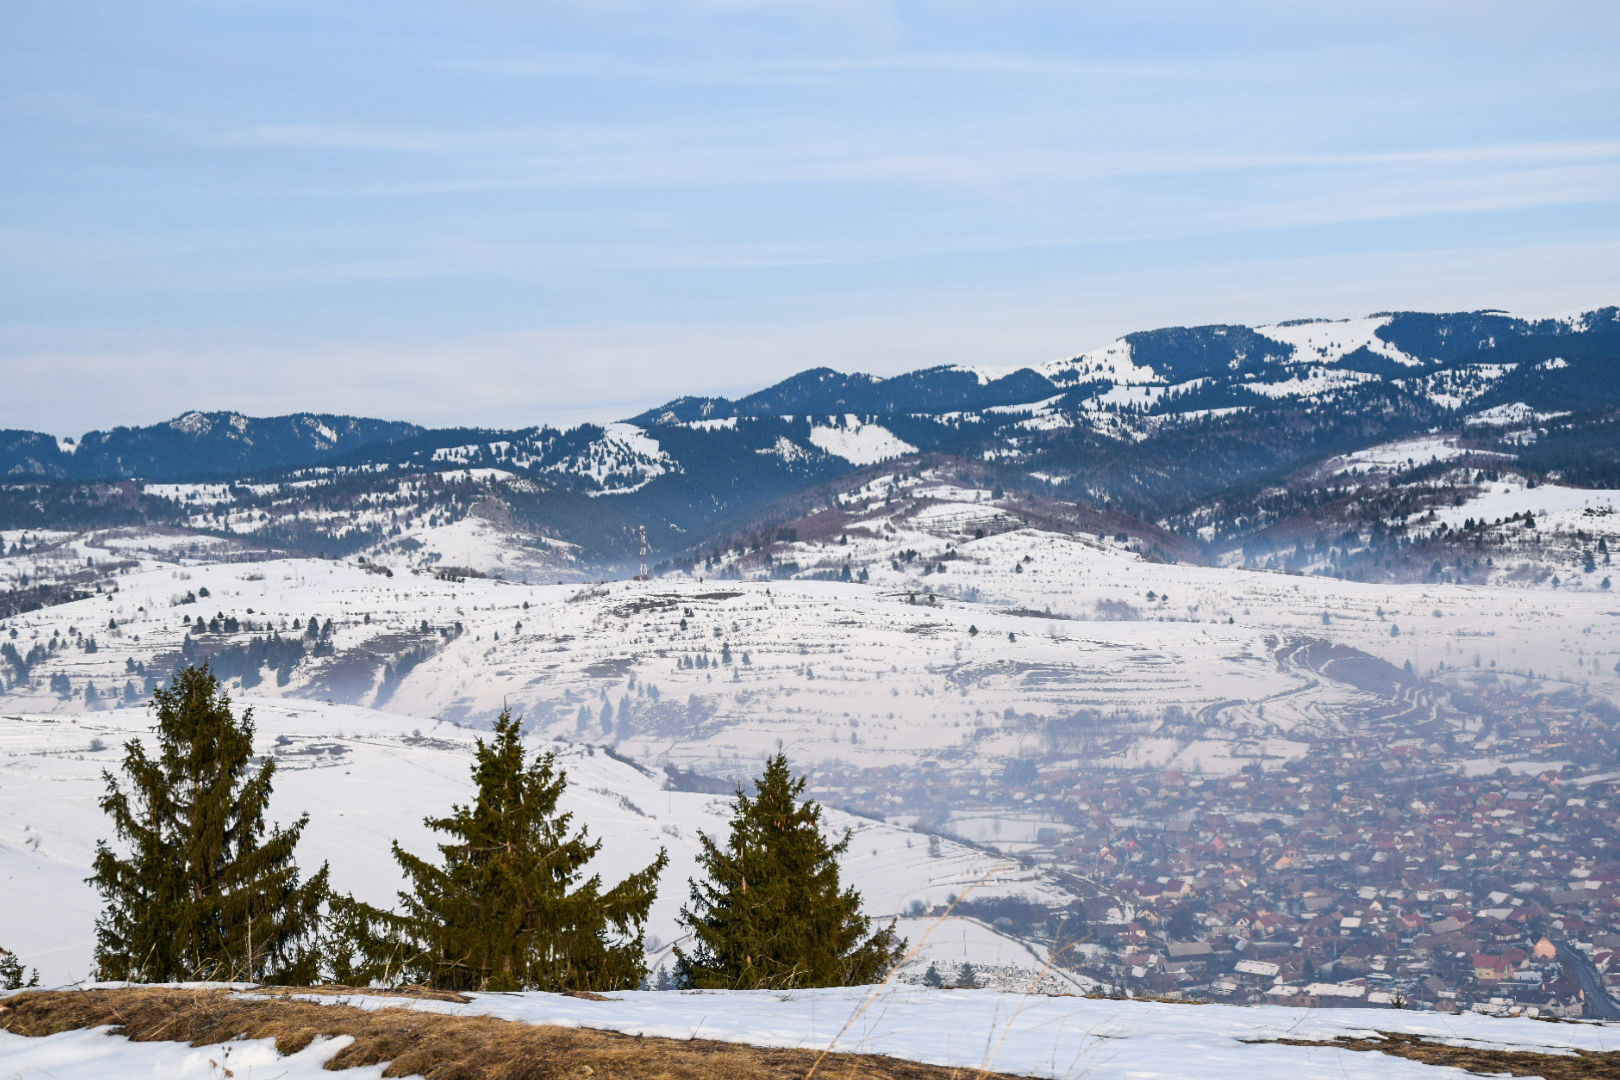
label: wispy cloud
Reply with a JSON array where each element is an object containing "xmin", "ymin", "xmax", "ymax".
[
  {"xmin": 203, "ymin": 116, "xmax": 1620, "ymax": 238},
  {"xmin": 4, "ymin": 0, "xmax": 1619, "ymax": 431}
]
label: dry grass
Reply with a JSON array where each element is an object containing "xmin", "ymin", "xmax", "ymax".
[
  {"xmin": 0, "ymin": 986, "xmax": 1034, "ymax": 1080},
  {"xmin": 1264, "ymin": 1031, "xmax": 1620, "ymax": 1079},
  {"xmin": 250, "ymin": 984, "xmax": 475, "ymax": 1004}
]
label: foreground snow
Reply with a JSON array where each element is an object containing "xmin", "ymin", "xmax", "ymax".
[
  {"xmin": 0, "ymin": 1024, "xmax": 390, "ymax": 1079},
  {"xmin": 278, "ymin": 984, "xmax": 1620, "ymax": 1079},
  {"xmin": 7, "ymin": 982, "xmax": 1615, "ymax": 1080}
]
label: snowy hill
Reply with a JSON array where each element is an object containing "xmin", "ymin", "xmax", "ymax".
[{"xmin": 7, "ymin": 504, "xmax": 1620, "ymax": 781}]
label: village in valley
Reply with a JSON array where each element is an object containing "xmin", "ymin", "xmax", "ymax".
[{"xmin": 812, "ymin": 684, "xmax": 1620, "ymax": 1016}]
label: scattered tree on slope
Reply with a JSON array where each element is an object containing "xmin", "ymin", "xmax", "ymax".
[{"xmin": 0, "ymin": 945, "xmax": 39, "ymax": 990}]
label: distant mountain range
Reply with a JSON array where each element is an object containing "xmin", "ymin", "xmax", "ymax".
[
  {"xmin": 0, "ymin": 412, "xmax": 422, "ymax": 482},
  {"xmin": 4, "ymin": 306, "xmax": 1618, "ymax": 570}
]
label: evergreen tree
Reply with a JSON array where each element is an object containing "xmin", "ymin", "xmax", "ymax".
[
  {"xmin": 89, "ymin": 664, "xmax": 328, "ymax": 983},
  {"xmin": 0, "ymin": 945, "xmax": 39, "ymax": 989},
  {"xmin": 676, "ymin": 753, "xmax": 902, "ymax": 989},
  {"xmin": 335, "ymin": 708, "xmax": 666, "ymax": 992}
]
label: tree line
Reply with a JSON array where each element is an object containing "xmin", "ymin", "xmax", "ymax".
[{"xmin": 22, "ymin": 664, "xmax": 902, "ymax": 992}]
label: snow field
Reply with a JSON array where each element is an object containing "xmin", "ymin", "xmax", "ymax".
[
  {"xmin": 1254, "ymin": 315, "xmax": 1421, "ymax": 368},
  {"xmin": 10, "ymin": 500, "xmax": 1620, "ymax": 778},
  {"xmin": 282, "ymin": 983, "xmax": 1620, "ymax": 1080},
  {"xmin": 808, "ymin": 417, "xmax": 919, "ymax": 466},
  {"xmin": 0, "ymin": 1024, "xmax": 388, "ymax": 1080},
  {"xmin": 1432, "ymin": 482, "xmax": 1620, "ymax": 531},
  {"xmin": 10, "ymin": 980, "xmax": 1617, "ymax": 1079}
]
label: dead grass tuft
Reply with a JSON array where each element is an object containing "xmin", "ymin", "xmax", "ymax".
[
  {"xmin": 0, "ymin": 986, "xmax": 1031, "ymax": 1079},
  {"xmin": 1263, "ymin": 1031, "xmax": 1620, "ymax": 1079}
]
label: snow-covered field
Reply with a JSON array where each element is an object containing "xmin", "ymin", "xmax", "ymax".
[
  {"xmin": 7, "ymin": 493, "xmax": 1620, "ymax": 776},
  {"xmin": 5, "ymin": 982, "xmax": 1617, "ymax": 1080},
  {"xmin": 11, "ymin": 478, "xmax": 1620, "ymax": 987},
  {"xmin": 312, "ymin": 984, "xmax": 1620, "ymax": 1079},
  {"xmin": 0, "ymin": 701, "xmax": 1077, "ymax": 988},
  {"xmin": 1432, "ymin": 481, "xmax": 1620, "ymax": 531}
]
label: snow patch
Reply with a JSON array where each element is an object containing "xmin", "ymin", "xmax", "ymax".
[
  {"xmin": 756, "ymin": 435, "xmax": 813, "ymax": 463},
  {"xmin": 946, "ymin": 364, "xmax": 1022, "ymax": 385},
  {"xmin": 1244, "ymin": 367, "xmax": 1378, "ymax": 399},
  {"xmin": 984, "ymin": 394, "xmax": 1064, "ymax": 415},
  {"xmin": 0, "ymin": 1027, "xmax": 382, "ymax": 1080},
  {"xmin": 1255, "ymin": 315, "xmax": 1422, "ymax": 368},
  {"xmin": 1040, "ymin": 339, "xmax": 1159, "ymax": 386},
  {"xmin": 1434, "ymin": 483, "xmax": 1620, "ymax": 529},
  {"xmin": 1466, "ymin": 402, "xmax": 1571, "ymax": 426},
  {"xmin": 1329, "ymin": 436, "xmax": 1468, "ymax": 474},
  {"xmin": 808, "ymin": 417, "xmax": 918, "ymax": 465}
]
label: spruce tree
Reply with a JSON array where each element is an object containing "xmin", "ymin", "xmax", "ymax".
[
  {"xmin": 676, "ymin": 753, "xmax": 903, "ymax": 989},
  {"xmin": 89, "ymin": 664, "xmax": 328, "ymax": 983},
  {"xmin": 0, "ymin": 945, "xmax": 39, "ymax": 989},
  {"xmin": 336, "ymin": 708, "xmax": 666, "ymax": 992}
]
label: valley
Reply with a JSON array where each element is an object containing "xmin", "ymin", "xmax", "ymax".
[{"xmin": 6, "ymin": 304, "xmax": 1620, "ymax": 1018}]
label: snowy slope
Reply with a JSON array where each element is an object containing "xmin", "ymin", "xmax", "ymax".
[
  {"xmin": 0, "ymin": 702, "xmax": 1078, "ymax": 988},
  {"xmin": 808, "ymin": 417, "xmax": 918, "ymax": 465},
  {"xmin": 9, "ymin": 497, "xmax": 1620, "ymax": 777},
  {"xmin": 1255, "ymin": 315, "xmax": 1420, "ymax": 367}
]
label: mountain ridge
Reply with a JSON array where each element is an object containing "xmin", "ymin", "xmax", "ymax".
[{"xmin": 3, "ymin": 303, "xmax": 1619, "ymax": 577}]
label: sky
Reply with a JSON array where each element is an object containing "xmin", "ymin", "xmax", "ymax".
[{"xmin": 3, "ymin": 0, "xmax": 1619, "ymax": 436}]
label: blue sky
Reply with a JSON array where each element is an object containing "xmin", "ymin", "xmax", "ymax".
[{"xmin": 4, "ymin": 1, "xmax": 1619, "ymax": 434}]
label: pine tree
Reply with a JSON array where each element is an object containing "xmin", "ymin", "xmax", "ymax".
[
  {"xmin": 0, "ymin": 945, "xmax": 39, "ymax": 989},
  {"xmin": 676, "ymin": 753, "xmax": 903, "ymax": 989},
  {"xmin": 335, "ymin": 708, "xmax": 666, "ymax": 992},
  {"xmin": 89, "ymin": 664, "xmax": 328, "ymax": 983}
]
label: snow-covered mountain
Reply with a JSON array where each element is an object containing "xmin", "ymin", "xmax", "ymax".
[{"xmin": 3, "ymin": 305, "xmax": 1618, "ymax": 580}]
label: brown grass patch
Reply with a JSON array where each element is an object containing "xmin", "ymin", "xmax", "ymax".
[
  {"xmin": 250, "ymin": 984, "xmax": 475, "ymax": 1004},
  {"xmin": 1263, "ymin": 1031, "xmax": 1620, "ymax": 1079},
  {"xmin": 0, "ymin": 986, "xmax": 1033, "ymax": 1079}
]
